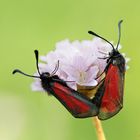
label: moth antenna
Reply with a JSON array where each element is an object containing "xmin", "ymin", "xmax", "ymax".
[
  {"xmin": 12, "ymin": 69, "xmax": 40, "ymax": 78},
  {"xmin": 34, "ymin": 50, "xmax": 41, "ymax": 76},
  {"xmin": 116, "ymin": 20, "xmax": 123, "ymax": 50},
  {"xmin": 88, "ymin": 31, "xmax": 115, "ymax": 51},
  {"xmin": 50, "ymin": 60, "xmax": 59, "ymax": 76}
]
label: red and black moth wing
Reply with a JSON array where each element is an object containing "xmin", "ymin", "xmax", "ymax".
[
  {"xmin": 49, "ymin": 81, "xmax": 100, "ymax": 118},
  {"xmin": 13, "ymin": 50, "xmax": 101, "ymax": 119},
  {"xmin": 96, "ymin": 55, "xmax": 125, "ymax": 120},
  {"xmin": 88, "ymin": 20, "xmax": 126, "ymax": 120}
]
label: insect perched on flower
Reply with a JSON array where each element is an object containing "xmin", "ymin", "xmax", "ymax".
[
  {"xmin": 88, "ymin": 20, "xmax": 127, "ymax": 120},
  {"xmin": 12, "ymin": 20, "xmax": 129, "ymax": 120},
  {"xmin": 12, "ymin": 50, "xmax": 102, "ymax": 118}
]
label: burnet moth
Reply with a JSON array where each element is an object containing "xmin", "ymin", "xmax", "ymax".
[
  {"xmin": 12, "ymin": 50, "xmax": 101, "ymax": 118},
  {"xmin": 88, "ymin": 20, "xmax": 125, "ymax": 120},
  {"xmin": 12, "ymin": 20, "xmax": 125, "ymax": 120}
]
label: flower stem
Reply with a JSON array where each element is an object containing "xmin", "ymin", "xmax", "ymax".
[
  {"xmin": 77, "ymin": 86, "xmax": 106, "ymax": 140},
  {"xmin": 93, "ymin": 117, "xmax": 106, "ymax": 140}
]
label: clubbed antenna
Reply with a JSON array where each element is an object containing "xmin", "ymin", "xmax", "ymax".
[
  {"xmin": 116, "ymin": 20, "xmax": 123, "ymax": 50},
  {"xmin": 34, "ymin": 50, "xmax": 41, "ymax": 76},
  {"xmin": 88, "ymin": 31, "xmax": 115, "ymax": 51},
  {"xmin": 12, "ymin": 50, "xmax": 42, "ymax": 79},
  {"xmin": 12, "ymin": 69, "xmax": 40, "ymax": 78}
]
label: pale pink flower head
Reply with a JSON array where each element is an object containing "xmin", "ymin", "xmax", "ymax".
[{"xmin": 31, "ymin": 38, "xmax": 129, "ymax": 91}]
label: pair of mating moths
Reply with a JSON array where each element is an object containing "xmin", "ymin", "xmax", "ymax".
[{"xmin": 13, "ymin": 20, "xmax": 125, "ymax": 120}]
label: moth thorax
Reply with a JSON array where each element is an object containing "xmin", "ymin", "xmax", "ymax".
[{"xmin": 112, "ymin": 59, "xmax": 121, "ymax": 65}]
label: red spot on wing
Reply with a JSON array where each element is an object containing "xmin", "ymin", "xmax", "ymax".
[{"xmin": 52, "ymin": 82, "xmax": 92, "ymax": 117}]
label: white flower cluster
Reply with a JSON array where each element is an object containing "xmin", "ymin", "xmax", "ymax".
[{"xmin": 31, "ymin": 38, "xmax": 129, "ymax": 91}]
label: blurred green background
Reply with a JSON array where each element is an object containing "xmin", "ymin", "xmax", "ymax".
[{"xmin": 0, "ymin": 0, "xmax": 139, "ymax": 140}]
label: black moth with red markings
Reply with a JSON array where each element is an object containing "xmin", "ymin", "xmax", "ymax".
[
  {"xmin": 12, "ymin": 20, "xmax": 125, "ymax": 120},
  {"xmin": 88, "ymin": 20, "xmax": 126, "ymax": 120},
  {"xmin": 13, "ymin": 50, "xmax": 101, "ymax": 118}
]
